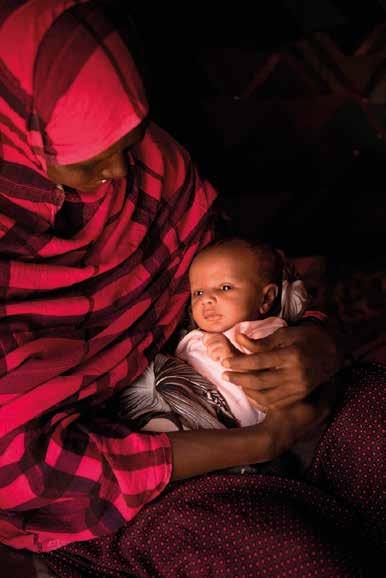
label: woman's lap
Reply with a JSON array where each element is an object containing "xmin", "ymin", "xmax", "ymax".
[
  {"xmin": 42, "ymin": 363, "xmax": 385, "ymax": 578},
  {"xmin": 308, "ymin": 362, "xmax": 384, "ymax": 547}
]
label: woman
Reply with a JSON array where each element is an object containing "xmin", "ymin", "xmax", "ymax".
[{"xmin": 2, "ymin": 2, "xmax": 382, "ymax": 576}]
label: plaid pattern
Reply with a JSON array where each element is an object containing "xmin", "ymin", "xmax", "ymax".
[
  {"xmin": 0, "ymin": 1, "xmax": 216, "ymax": 552},
  {"xmin": 43, "ymin": 363, "xmax": 385, "ymax": 578}
]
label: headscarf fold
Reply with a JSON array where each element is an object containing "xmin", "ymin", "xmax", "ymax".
[
  {"xmin": 1, "ymin": 0, "xmax": 148, "ymax": 170},
  {"xmin": 0, "ymin": 0, "xmax": 215, "ymax": 551}
]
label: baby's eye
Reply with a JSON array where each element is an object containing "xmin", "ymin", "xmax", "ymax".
[
  {"xmin": 221, "ymin": 284, "xmax": 232, "ymax": 292},
  {"xmin": 193, "ymin": 290, "xmax": 203, "ymax": 297}
]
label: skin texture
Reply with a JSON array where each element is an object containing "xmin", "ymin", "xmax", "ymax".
[
  {"xmin": 222, "ymin": 324, "xmax": 342, "ymax": 410},
  {"xmin": 189, "ymin": 241, "xmax": 342, "ymax": 411},
  {"xmin": 189, "ymin": 239, "xmax": 278, "ymax": 364},
  {"xmin": 189, "ymin": 240, "xmax": 278, "ymax": 333},
  {"xmin": 46, "ymin": 121, "xmax": 147, "ymax": 191},
  {"xmin": 46, "ymin": 129, "xmax": 342, "ymax": 479},
  {"xmin": 169, "ymin": 392, "xmax": 330, "ymax": 480}
]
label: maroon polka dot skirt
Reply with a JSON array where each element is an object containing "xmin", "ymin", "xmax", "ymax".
[{"xmin": 43, "ymin": 363, "xmax": 384, "ymax": 578}]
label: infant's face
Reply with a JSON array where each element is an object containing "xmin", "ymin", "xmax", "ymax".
[{"xmin": 189, "ymin": 242, "xmax": 264, "ymax": 333}]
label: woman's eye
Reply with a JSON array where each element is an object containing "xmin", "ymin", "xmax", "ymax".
[
  {"xmin": 84, "ymin": 164, "xmax": 98, "ymax": 176},
  {"xmin": 72, "ymin": 161, "xmax": 98, "ymax": 176},
  {"xmin": 221, "ymin": 285, "xmax": 232, "ymax": 291}
]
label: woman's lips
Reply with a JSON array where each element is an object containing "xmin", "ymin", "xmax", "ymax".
[{"xmin": 78, "ymin": 180, "xmax": 111, "ymax": 192}]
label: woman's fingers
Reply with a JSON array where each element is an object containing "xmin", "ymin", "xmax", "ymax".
[
  {"xmin": 221, "ymin": 333, "xmax": 309, "ymax": 408},
  {"xmin": 243, "ymin": 386, "xmax": 301, "ymax": 410},
  {"xmin": 221, "ymin": 325, "xmax": 341, "ymax": 408},
  {"xmin": 223, "ymin": 361, "xmax": 308, "ymax": 408},
  {"xmin": 222, "ymin": 346, "xmax": 291, "ymax": 372},
  {"xmin": 223, "ymin": 367, "xmax": 285, "ymax": 390},
  {"xmin": 235, "ymin": 328, "xmax": 291, "ymax": 354}
]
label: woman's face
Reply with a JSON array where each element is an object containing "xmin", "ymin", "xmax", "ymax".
[{"xmin": 46, "ymin": 121, "xmax": 147, "ymax": 192}]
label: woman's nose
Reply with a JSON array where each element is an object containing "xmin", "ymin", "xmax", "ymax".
[{"xmin": 99, "ymin": 151, "xmax": 128, "ymax": 180}]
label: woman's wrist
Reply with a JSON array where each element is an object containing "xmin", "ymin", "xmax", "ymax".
[
  {"xmin": 168, "ymin": 396, "xmax": 327, "ymax": 482},
  {"xmin": 168, "ymin": 425, "xmax": 274, "ymax": 482}
]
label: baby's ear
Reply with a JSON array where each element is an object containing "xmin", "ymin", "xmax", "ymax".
[{"xmin": 259, "ymin": 283, "xmax": 279, "ymax": 315}]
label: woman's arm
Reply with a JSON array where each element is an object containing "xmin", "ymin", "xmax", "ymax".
[
  {"xmin": 0, "ymin": 377, "xmax": 329, "ymax": 551},
  {"xmin": 221, "ymin": 322, "xmax": 343, "ymax": 409},
  {"xmin": 0, "ymin": 414, "xmax": 172, "ymax": 551},
  {"xmin": 169, "ymin": 394, "xmax": 328, "ymax": 480}
]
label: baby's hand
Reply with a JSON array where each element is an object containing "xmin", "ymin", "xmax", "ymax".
[{"xmin": 202, "ymin": 333, "xmax": 237, "ymax": 362}]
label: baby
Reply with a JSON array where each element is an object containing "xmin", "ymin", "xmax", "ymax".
[
  {"xmin": 176, "ymin": 238, "xmax": 286, "ymax": 427},
  {"xmin": 120, "ymin": 238, "xmax": 307, "ymax": 431}
]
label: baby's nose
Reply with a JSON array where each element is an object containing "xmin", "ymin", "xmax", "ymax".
[{"xmin": 203, "ymin": 293, "xmax": 216, "ymax": 304}]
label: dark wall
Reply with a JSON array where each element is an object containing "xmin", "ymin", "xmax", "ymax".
[{"xmin": 125, "ymin": 2, "xmax": 386, "ymax": 261}]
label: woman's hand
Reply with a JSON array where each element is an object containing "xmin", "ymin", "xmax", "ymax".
[{"xmin": 221, "ymin": 324, "xmax": 342, "ymax": 410}]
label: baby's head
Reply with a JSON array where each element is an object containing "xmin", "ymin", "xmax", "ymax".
[{"xmin": 189, "ymin": 238, "xmax": 282, "ymax": 333}]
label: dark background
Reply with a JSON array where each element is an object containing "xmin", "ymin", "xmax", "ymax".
[{"xmin": 118, "ymin": 1, "xmax": 386, "ymax": 264}]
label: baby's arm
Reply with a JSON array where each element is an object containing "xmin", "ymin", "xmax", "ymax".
[{"xmin": 202, "ymin": 333, "xmax": 238, "ymax": 362}]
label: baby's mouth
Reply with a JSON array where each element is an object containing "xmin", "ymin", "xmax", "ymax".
[{"xmin": 203, "ymin": 311, "xmax": 222, "ymax": 320}]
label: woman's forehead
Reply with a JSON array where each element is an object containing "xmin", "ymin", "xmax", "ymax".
[
  {"xmin": 0, "ymin": 0, "xmax": 149, "ymax": 173},
  {"xmin": 57, "ymin": 120, "xmax": 148, "ymax": 169}
]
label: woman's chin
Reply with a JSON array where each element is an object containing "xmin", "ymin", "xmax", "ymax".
[{"xmin": 77, "ymin": 182, "xmax": 103, "ymax": 192}]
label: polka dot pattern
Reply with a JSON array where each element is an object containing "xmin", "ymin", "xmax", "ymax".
[
  {"xmin": 308, "ymin": 363, "xmax": 385, "ymax": 548},
  {"xmin": 43, "ymin": 363, "xmax": 385, "ymax": 578}
]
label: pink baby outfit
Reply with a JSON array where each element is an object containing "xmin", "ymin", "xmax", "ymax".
[{"xmin": 176, "ymin": 317, "xmax": 287, "ymax": 426}]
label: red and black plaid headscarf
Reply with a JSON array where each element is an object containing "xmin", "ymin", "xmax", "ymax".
[{"xmin": 0, "ymin": 0, "xmax": 216, "ymax": 551}]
